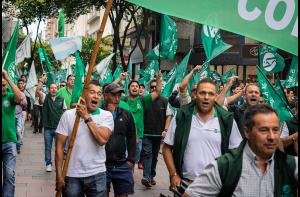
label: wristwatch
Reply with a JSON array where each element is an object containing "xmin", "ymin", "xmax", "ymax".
[{"xmin": 84, "ymin": 117, "xmax": 93, "ymax": 124}]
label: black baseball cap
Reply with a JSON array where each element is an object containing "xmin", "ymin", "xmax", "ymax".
[{"xmin": 104, "ymin": 83, "xmax": 125, "ymax": 94}]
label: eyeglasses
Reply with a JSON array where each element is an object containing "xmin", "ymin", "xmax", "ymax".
[
  {"xmin": 150, "ymin": 86, "xmax": 156, "ymax": 89},
  {"xmin": 192, "ymin": 89, "xmax": 197, "ymax": 92}
]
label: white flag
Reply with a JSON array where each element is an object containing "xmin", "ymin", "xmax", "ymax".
[
  {"xmin": 15, "ymin": 35, "xmax": 31, "ymax": 64},
  {"xmin": 95, "ymin": 53, "xmax": 115, "ymax": 75},
  {"xmin": 25, "ymin": 61, "xmax": 38, "ymax": 99},
  {"xmin": 49, "ymin": 36, "xmax": 82, "ymax": 60}
]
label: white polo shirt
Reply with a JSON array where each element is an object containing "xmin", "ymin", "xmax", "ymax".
[
  {"xmin": 56, "ymin": 108, "xmax": 114, "ymax": 177},
  {"xmin": 164, "ymin": 108, "xmax": 242, "ymax": 180}
]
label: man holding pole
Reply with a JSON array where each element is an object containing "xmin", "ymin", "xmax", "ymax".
[{"xmin": 55, "ymin": 80, "xmax": 114, "ymax": 196}]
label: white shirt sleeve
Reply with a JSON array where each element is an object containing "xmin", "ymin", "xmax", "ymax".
[
  {"xmin": 185, "ymin": 160, "xmax": 222, "ymax": 197},
  {"xmin": 280, "ymin": 121, "xmax": 290, "ymax": 137},
  {"xmin": 39, "ymin": 92, "xmax": 46, "ymax": 104},
  {"xmin": 294, "ymin": 156, "xmax": 298, "ymax": 182},
  {"xmin": 63, "ymin": 99, "xmax": 67, "ymax": 110},
  {"xmin": 166, "ymin": 103, "xmax": 172, "ymax": 116},
  {"xmin": 163, "ymin": 117, "xmax": 177, "ymax": 146},
  {"xmin": 229, "ymin": 120, "xmax": 243, "ymax": 149},
  {"xmin": 56, "ymin": 111, "xmax": 70, "ymax": 136},
  {"xmin": 179, "ymin": 88, "xmax": 191, "ymax": 106},
  {"xmin": 98, "ymin": 111, "xmax": 114, "ymax": 133}
]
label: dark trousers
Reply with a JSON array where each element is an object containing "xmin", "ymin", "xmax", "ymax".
[
  {"xmin": 33, "ymin": 105, "xmax": 43, "ymax": 132},
  {"xmin": 141, "ymin": 137, "xmax": 162, "ymax": 179}
]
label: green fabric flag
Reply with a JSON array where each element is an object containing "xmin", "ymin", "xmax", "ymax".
[
  {"xmin": 144, "ymin": 60, "xmax": 159, "ymax": 80},
  {"xmin": 160, "ymin": 15, "xmax": 178, "ymax": 60},
  {"xmin": 175, "ymin": 50, "xmax": 191, "ymax": 84},
  {"xmin": 259, "ymin": 45, "xmax": 285, "ymax": 74},
  {"xmin": 100, "ymin": 67, "xmax": 114, "ymax": 87},
  {"xmin": 126, "ymin": 0, "xmax": 298, "ymax": 56},
  {"xmin": 38, "ymin": 48, "xmax": 46, "ymax": 62},
  {"xmin": 145, "ymin": 45, "xmax": 160, "ymax": 60},
  {"xmin": 2, "ymin": 20, "xmax": 19, "ymax": 83},
  {"xmin": 71, "ymin": 52, "xmax": 85, "ymax": 104},
  {"xmin": 220, "ymin": 68, "xmax": 236, "ymax": 84},
  {"xmin": 285, "ymin": 56, "xmax": 298, "ymax": 88},
  {"xmin": 274, "ymin": 76, "xmax": 289, "ymax": 105},
  {"xmin": 113, "ymin": 63, "xmax": 123, "ymax": 81},
  {"xmin": 256, "ymin": 66, "xmax": 293, "ymax": 123},
  {"xmin": 188, "ymin": 62, "xmax": 211, "ymax": 93},
  {"xmin": 138, "ymin": 69, "xmax": 145, "ymax": 77},
  {"xmin": 201, "ymin": 24, "xmax": 232, "ymax": 62},
  {"xmin": 161, "ymin": 67, "xmax": 177, "ymax": 97},
  {"xmin": 39, "ymin": 47, "xmax": 55, "ymax": 87},
  {"xmin": 211, "ymin": 71, "xmax": 221, "ymax": 82},
  {"xmin": 58, "ymin": 9, "xmax": 65, "ymax": 37}
]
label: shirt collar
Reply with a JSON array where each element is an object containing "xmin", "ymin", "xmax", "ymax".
[
  {"xmin": 244, "ymin": 143, "xmax": 274, "ymax": 164},
  {"xmin": 90, "ymin": 108, "xmax": 100, "ymax": 115},
  {"xmin": 193, "ymin": 106, "xmax": 217, "ymax": 118}
]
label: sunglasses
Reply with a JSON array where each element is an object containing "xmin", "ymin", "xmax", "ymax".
[
  {"xmin": 150, "ymin": 86, "xmax": 156, "ymax": 89},
  {"xmin": 60, "ymin": 85, "xmax": 66, "ymax": 87}
]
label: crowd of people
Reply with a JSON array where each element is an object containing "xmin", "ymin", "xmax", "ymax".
[{"xmin": 2, "ymin": 64, "xmax": 298, "ymax": 196}]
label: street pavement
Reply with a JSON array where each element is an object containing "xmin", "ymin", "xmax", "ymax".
[{"xmin": 15, "ymin": 121, "xmax": 173, "ymax": 197}]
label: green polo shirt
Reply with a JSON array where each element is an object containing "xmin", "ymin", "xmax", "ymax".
[
  {"xmin": 2, "ymin": 92, "xmax": 17, "ymax": 142},
  {"xmin": 57, "ymin": 87, "xmax": 72, "ymax": 109},
  {"xmin": 124, "ymin": 94, "xmax": 153, "ymax": 139}
]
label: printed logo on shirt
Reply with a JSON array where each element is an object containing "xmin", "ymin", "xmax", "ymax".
[{"xmin": 3, "ymin": 100, "xmax": 11, "ymax": 108}]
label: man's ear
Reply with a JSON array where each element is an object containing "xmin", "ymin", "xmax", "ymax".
[{"xmin": 244, "ymin": 127, "xmax": 250, "ymax": 140}]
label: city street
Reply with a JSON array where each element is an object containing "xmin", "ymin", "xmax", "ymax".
[{"xmin": 15, "ymin": 121, "xmax": 173, "ymax": 197}]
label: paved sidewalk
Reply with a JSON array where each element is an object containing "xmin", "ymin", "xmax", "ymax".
[{"xmin": 15, "ymin": 121, "xmax": 173, "ymax": 197}]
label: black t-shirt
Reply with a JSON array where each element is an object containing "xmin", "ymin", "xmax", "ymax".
[{"xmin": 144, "ymin": 96, "xmax": 168, "ymax": 136}]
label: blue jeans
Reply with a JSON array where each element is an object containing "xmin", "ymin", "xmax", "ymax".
[
  {"xmin": 16, "ymin": 115, "xmax": 24, "ymax": 150},
  {"xmin": 135, "ymin": 138, "xmax": 143, "ymax": 163},
  {"xmin": 106, "ymin": 162, "xmax": 134, "ymax": 195},
  {"xmin": 44, "ymin": 128, "xmax": 56, "ymax": 166},
  {"xmin": 142, "ymin": 137, "xmax": 161, "ymax": 179},
  {"xmin": 63, "ymin": 171, "xmax": 107, "ymax": 197},
  {"xmin": 2, "ymin": 142, "xmax": 17, "ymax": 197}
]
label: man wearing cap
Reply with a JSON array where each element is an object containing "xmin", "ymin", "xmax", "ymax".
[{"xmin": 101, "ymin": 83, "xmax": 136, "ymax": 197}]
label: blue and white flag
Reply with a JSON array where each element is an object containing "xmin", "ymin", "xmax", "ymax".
[{"xmin": 49, "ymin": 36, "xmax": 82, "ymax": 60}]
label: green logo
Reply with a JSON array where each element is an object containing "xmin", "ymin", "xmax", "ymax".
[{"xmin": 282, "ymin": 184, "xmax": 292, "ymax": 197}]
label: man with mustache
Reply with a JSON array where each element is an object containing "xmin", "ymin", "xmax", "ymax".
[
  {"xmin": 183, "ymin": 104, "xmax": 298, "ymax": 197},
  {"xmin": 163, "ymin": 78, "xmax": 242, "ymax": 192}
]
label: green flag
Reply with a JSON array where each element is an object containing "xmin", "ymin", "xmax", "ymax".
[
  {"xmin": 160, "ymin": 15, "xmax": 178, "ymax": 60},
  {"xmin": 201, "ymin": 24, "xmax": 231, "ymax": 62},
  {"xmin": 38, "ymin": 48, "xmax": 46, "ymax": 62},
  {"xmin": 256, "ymin": 66, "xmax": 293, "ymax": 123},
  {"xmin": 71, "ymin": 52, "xmax": 85, "ymax": 104},
  {"xmin": 144, "ymin": 60, "xmax": 159, "ymax": 80},
  {"xmin": 259, "ymin": 45, "xmax": 285, "ymax": 74},
  {"xmin": 145, "ymin": 45, "xmax": 160, "ymax": 60},
  {"xmin": 188, "ymin": 62, "xmax": 211, "ymax": 93},
  {"xmin": 285, "ymin": 56, "xmax": 298, "ymax": 88},
  {"xmin": 58, "ymin": 9, "xmax": 65, "ymax": 37},
  {"xmin": 39, "ymin": 47, "xmax": 55, "ymax": 87},
  {"xmin": 113, "ymin": 63, "xmax": 123, "ymax": 81},
  {"xmin": 100, "ymin": 67, "xmax": 114, "ymax": 87},
  {"xmin": 175, "ymin": 50, "xmax": 191, "ymax": 84},
  {"xmin": 126, "ymin": 0, "xmax": 298, "ymax": 56},
  {"xmin": 274, "ymin": 76, "xmax": 289, "ymax": 105},
  {"xmin": 2, "ymin": 20, "xmax": 19, "ymax": 83},
  {"xmin": 220, "ymin": 68, "xmax": 236, "ymax": 84},
  {"xmin": 161, "ymin": 67, "xmax": 177, "ymax": 97}
]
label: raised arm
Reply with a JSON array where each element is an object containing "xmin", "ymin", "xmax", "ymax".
[
  {"xmin": 215, "ymin": 76, "xmax": 238, "ymax": 106},
  {"xmin": 2, "ymin": 69, "xmax": 22, "ymax": 103},
  {"xmin": 113, "ymin": 72, "xmax": 127, "ymax": 85},
  {"xmin": 179, "ymin": 65, "xmax": 202, "ymax": 93},
  {"xmin": 150, "ymin": 70, "xmax": 163, "ymax": 101},
  {"xmin": 36, "ymin": 73, "xmax": 46, "ymax": 104}
]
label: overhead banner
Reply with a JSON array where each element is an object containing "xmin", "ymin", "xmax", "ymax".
[{"xmin": 126, "ymin": 0, "xmax": 298, "ymax": 55}]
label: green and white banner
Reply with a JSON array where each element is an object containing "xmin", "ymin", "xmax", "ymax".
[
  {"xmin": 259, "ymin": 45, "xmax": 285, "ymax": 74},
  {"xmin": 126, "ymin": 0, "xmax": 298, "ymax": 55}
]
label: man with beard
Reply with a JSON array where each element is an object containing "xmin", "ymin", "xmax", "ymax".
[
  {"xmin": 163, "ymin": 78, "xmax": 242, "ymax": 192},
  {"xmin": 55, "ymin": 80, "xmax": 114, "ymax": 196},
  {"xmin": 183, "ymin": 104, "xmax": 298, "ymax": 197},
  {"xmin": 228, "ymin": 84, "xmax": 261, "ymax": 138},
  {"xmin": 122, "ymin": 71, "xmax": 163, "ymax": 168}
]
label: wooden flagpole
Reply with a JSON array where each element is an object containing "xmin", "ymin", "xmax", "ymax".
[{"xmin": 55, "ymin": 0, "xmax": 113, "ymax": 196}]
